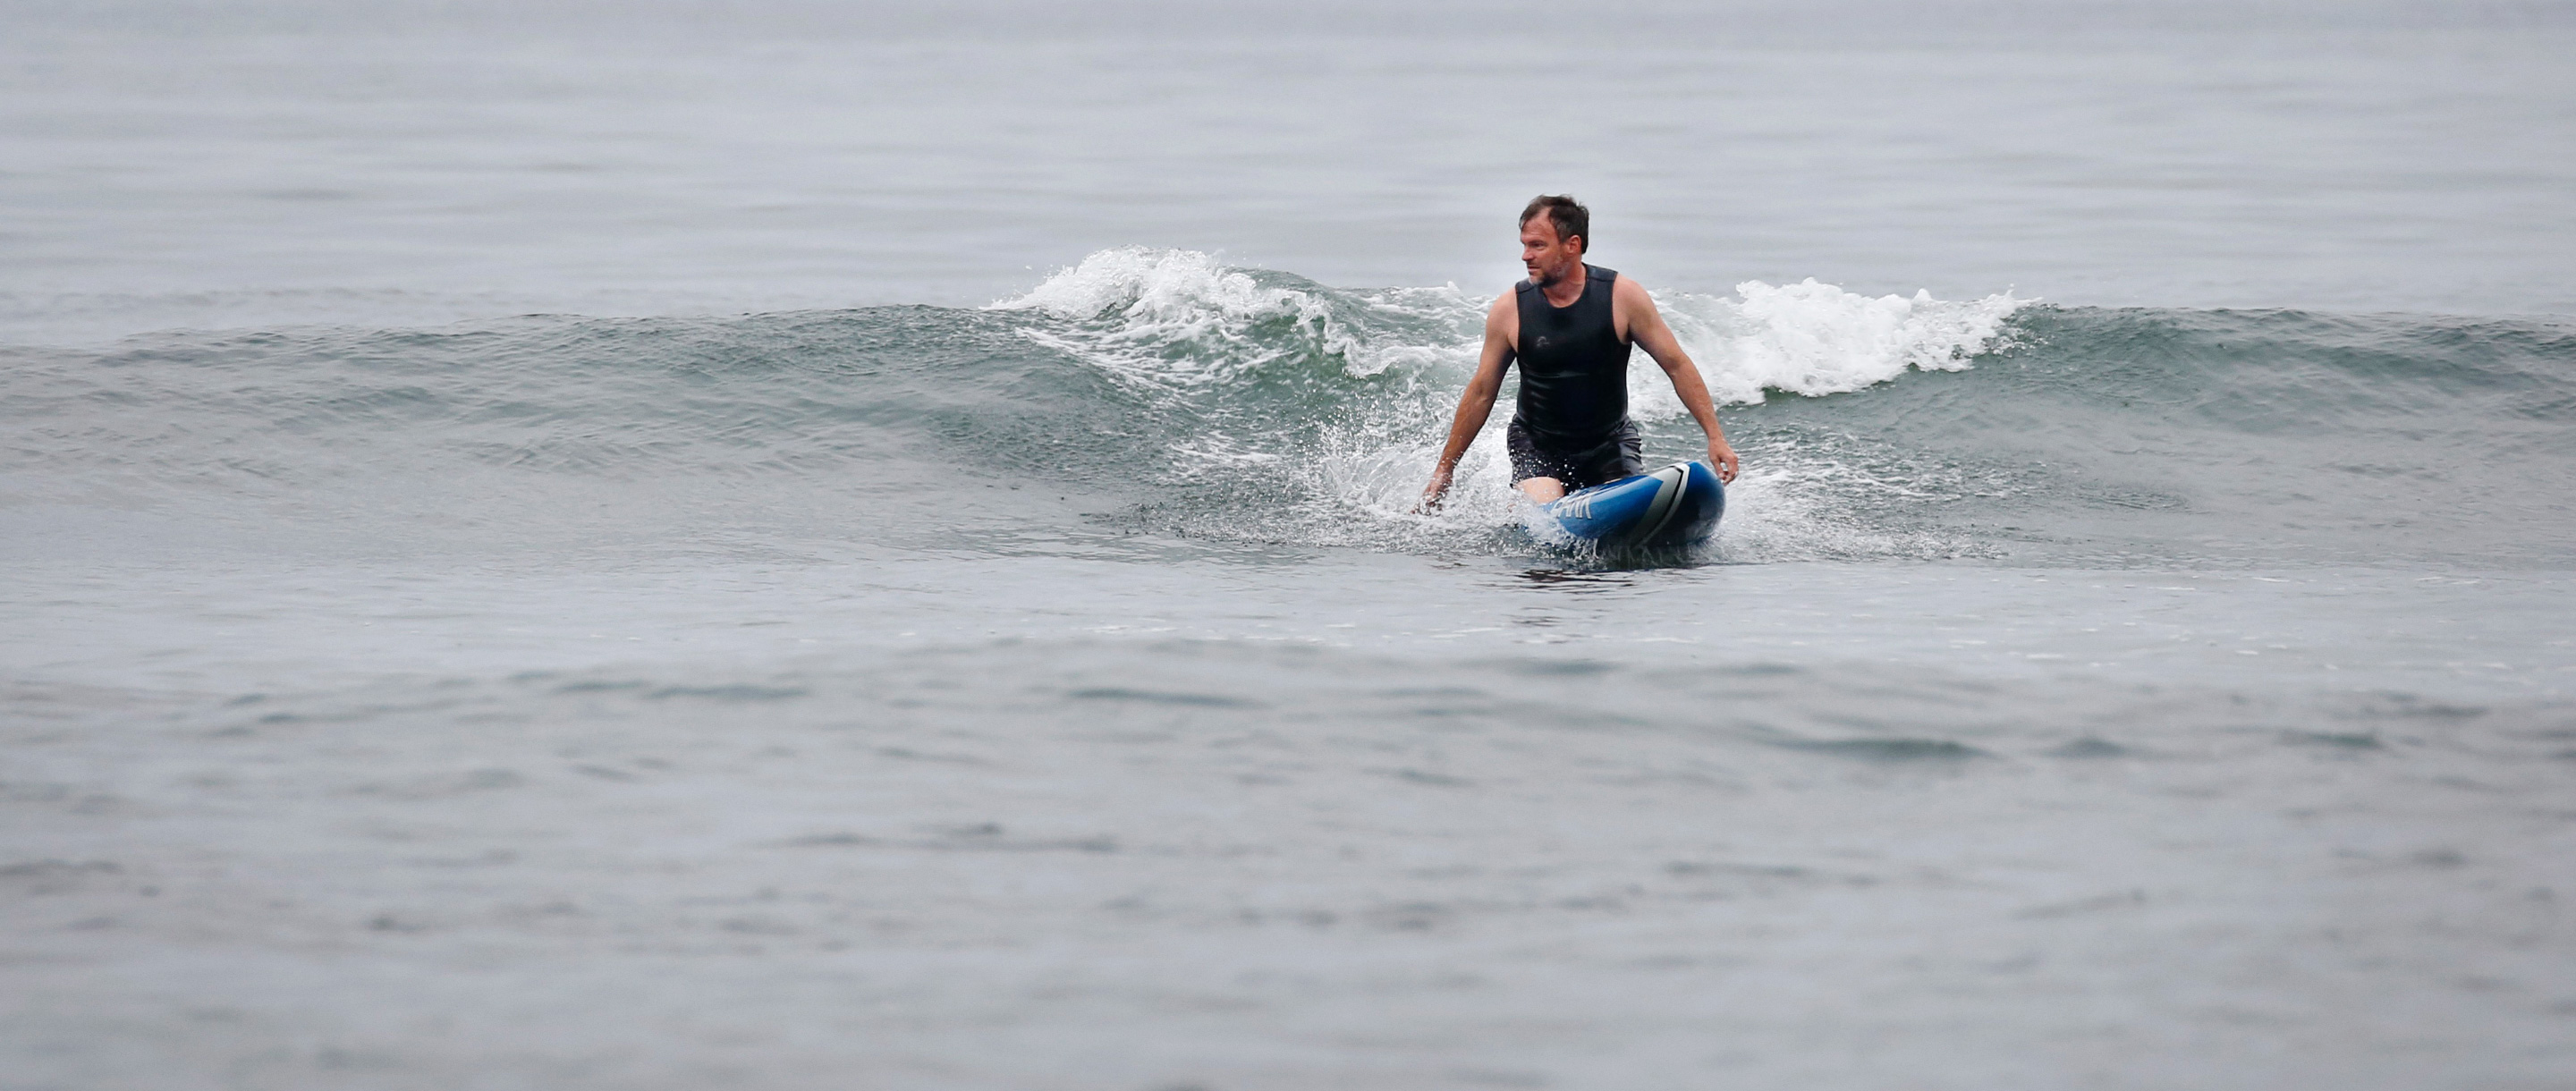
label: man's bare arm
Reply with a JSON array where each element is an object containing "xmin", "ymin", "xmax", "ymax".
[
  {"xmin": 1418, "ymin": 293, "xmax": 1518, "ymax": 510},
  {"xmin": 1616, "ymin": 277, "xmax": 1740, "ymax": 484}
]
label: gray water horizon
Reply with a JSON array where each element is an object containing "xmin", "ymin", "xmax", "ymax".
[{"xmin": 7, "ymin": 0, "xmax": 2575, "ymax": 343}]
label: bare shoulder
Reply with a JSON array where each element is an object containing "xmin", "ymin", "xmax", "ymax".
[
  {"xmin": 1486, "ymin": 288, "xmax": 1517, "ymax": 336},
  {"xmin": 1611, "ymin": 274, "xmax": 1663, "ymax": 341}
]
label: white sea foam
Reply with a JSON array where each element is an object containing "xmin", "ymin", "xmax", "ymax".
[
  {"xmin": 1642, "ymin": 278, "xmax": 2029, "ymax": 414},
  {"xmin": 992, "ymin": 247, "xmax": 1467, "ymax": 387},
  {"xmin": 994, "ymin": 247, "xmax": 1283, "ymax": 326}
]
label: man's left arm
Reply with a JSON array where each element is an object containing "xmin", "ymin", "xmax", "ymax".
[{"xmin": 1617, "ymin": 278, "xmax": 1740, "ymax": 484}]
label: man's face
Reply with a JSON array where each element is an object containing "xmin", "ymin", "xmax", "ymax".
[{"xmin": 1521, "ymin": 216, "xmax": 1582, "ymax": 286}]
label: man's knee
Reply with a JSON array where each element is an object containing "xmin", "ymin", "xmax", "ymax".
[{"xmin": 1517, "ymin": 477, "xmax": 1567, "ymax": 503}]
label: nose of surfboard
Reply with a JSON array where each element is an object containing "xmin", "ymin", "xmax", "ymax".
[{"xmin": 1537, "ymin": 460, "xmax": 1724, "ymax": 552}]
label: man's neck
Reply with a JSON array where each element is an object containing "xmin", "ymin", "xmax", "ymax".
[{"xmin": 1538, "ymin": 261, "xmax": 1587, "ymax": 307}]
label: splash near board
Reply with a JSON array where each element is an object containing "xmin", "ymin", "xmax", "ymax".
[{"xmin": 1537, "ymin": 460, "xmax": 1725, "ymax": 553}]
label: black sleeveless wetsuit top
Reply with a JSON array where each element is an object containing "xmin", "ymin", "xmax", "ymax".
[{"xmin": 1510, "ymin": 265, "xmax": 1631, "ymax": 452}]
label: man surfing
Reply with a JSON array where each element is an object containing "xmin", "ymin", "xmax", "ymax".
[{"xmin": 1419, "ymin": 195, "xmax": 1739, "ymax": 510}]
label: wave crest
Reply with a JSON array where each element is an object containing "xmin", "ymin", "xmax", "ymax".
[
  {"xmin": 1657, "ymin": 278, "xmax": 2029, "ymax": 410},
  {"xmin": 993, "ymin": 247, "xmax": 1290, "ymax": 327},
  {"xmin": 998, "ymin": 249, "xmax": 2026, "ymax": 411},
  {"xmin": 988, "ymin": 247, "xmax": 1471, "ymax": 389}
]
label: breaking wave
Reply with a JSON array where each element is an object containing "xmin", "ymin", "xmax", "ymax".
[{"xmin": 5, "ymin": 248, "xmax": 2569, "ymax": 569}]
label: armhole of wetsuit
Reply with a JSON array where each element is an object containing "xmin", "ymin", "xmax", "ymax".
[
  {"xmin": 1598, "ymin": 268, "xmax": 1631, "ymax": 346},
  {"xmin": 1509, "ymin": 281, "xmax": 1535, "ymax": 367}
]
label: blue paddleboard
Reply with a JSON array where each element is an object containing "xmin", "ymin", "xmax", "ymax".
[{"xmin": 1537, "ymin": 460, "xmax": 1725, "ymax": 552}]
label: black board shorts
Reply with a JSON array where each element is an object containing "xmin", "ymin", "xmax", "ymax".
[{"xmin": 1507, "ymin": 417, "xmax": 1644, "ymax": 491}]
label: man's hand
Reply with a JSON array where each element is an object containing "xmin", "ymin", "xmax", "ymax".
[
  {"xmin": 1414, "ymin": 465, "xmax": 1454, "ymax": 513},
  {"xmin": 1708, "ymin": 440, "xmax": 1740, "ymax": 485}
]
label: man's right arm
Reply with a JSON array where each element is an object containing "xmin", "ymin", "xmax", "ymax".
[{"xmin": 1418, "ymin": 293, "xmax": 1517, "ymax": 511}]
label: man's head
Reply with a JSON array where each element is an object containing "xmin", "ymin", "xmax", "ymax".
[{"xmin": 1519, "ymin": 194, "xmax": 1589, "ymax": 286}]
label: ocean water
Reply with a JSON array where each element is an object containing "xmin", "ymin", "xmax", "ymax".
[{"xmin": 6, "ymin": 3, "xmax": 2576, "ymax": 1088}]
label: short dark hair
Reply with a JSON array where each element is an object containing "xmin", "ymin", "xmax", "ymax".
[{"xmin": 1520, "ymin": 195, "xmax": 1589, "ymax": 252}]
